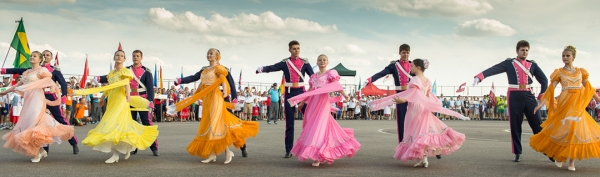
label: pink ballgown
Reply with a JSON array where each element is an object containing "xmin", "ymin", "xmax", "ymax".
[
  {"xmin": 288, "ymin": 70, "xmax": 361, "ymax": 164},
  {"xmin": 2, "ymin": 68, "xmax": 74, "ymax": 157},
  {"xmin": 370, "ymin": 76, "xmax": 466, "ymax": 162}
]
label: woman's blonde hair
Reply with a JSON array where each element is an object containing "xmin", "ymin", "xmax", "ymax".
[
  {"xmin": 208, "ymin": 48, "xmax": 221, "ymax": 61},
  {"xmin": 564, "ymin": 45, "xmax": 577, "ymax": 57},
  {"xmin": 31, "ymin": 51, "xmax": 44, "ymax": 65}
]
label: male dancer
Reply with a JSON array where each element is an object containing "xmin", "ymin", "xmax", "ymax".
[
  {"xmin": 473, "ymin": 40, "xmax": 548, "ymax": 162},
  {"xmin": 94, "ymin": 50, "xmax": 159, "ymax": 156},
  {"xmin": 174, "ymin": 63, "xmax": 249, "ymax": 157},
  {"xmin": 1, "ymin": 50, "xmax": 79, "ymax": 154},
  {"xmin": 364, "ymin": 44, "xmax": 413, "ymax": 143},
  {"xmin": 256, "ymin": 40, "xmax": 314, "ymax": 158}
]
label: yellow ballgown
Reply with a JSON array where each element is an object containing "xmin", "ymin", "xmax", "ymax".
[
  {"xmin": 530, "ymin": 67, "xmax": 600, "ymax": 162},
  {"xmin": 74, "ymin": 68, "xmax": 159, "ymax": 154},
  {"xmin": 175, "ymin": 66, "xmax": 258, "ymax": 158}
]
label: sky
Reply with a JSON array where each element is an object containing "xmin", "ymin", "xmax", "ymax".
[{"xmin": 0, "ymin": 0, "xmax": 598, "ymax": 96}]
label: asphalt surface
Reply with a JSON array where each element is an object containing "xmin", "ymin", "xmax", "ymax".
[{"xmin": 1, "ymin": 120, "xmax": 599, "ymax": 177}]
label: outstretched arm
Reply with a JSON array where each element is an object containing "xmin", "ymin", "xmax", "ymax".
[
  {"xmin": 1, "ymin": 68, "xmax": 28, "ymax": 75},
  {"xmin": 367, "ymin": 65, "xmax": 393, "ymax": 84},
  {"xmin": 474, "ymin": 60, "xmax": 508, "ymax": 85},
  {"xmin": 176, "ymin": 70, "xmax": 202, "ymax": 85},
  {"xmin": 257, "ymin": 62, "xmax": 286, "ymax": 74}
]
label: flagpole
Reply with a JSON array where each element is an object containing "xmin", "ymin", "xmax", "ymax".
[{"xmin": 1, "ymin": 19, "xmax": 21, "ymax": 69}]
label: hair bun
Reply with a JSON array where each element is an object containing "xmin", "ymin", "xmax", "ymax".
[{"xmin": 423, "ymin": 59, "xmax": 429, "ymax": 69}]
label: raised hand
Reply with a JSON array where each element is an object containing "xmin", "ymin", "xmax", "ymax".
[{"xmin": 473, "ymin": 77, "xmax": 480, "ymax": 86}]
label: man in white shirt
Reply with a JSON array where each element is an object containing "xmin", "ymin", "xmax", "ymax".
[
  {"xmin": 449, "ymin": 97, "xmax": 456, "ymax": 112},
  {"xmin": 455, "ymin": 96, "xmax": 464, "ymax": 116},
  {"xmin": 360, "ymin": 96, "xmax": 367, "ymax": 120}
]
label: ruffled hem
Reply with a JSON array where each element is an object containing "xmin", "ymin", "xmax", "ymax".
[
  {"xmin": 291, "ymin": 129, "xmax": 361, "ymax": 164},
  {"xmin": 394, "ymin": 127, "xmax": 465, "ymax": 162},
  {"xmin": 81, "ymin": 125, "xmax": 159, "ymax": 153},
  {"xmin": 3, "ymin": 124, "xmax": 74, "ymax": 157},
  {"xmin": 187, "ymin": 121, "xmax": 259, "ymax": 158},
  {"xmin": 530, "ymin": 133, "xmax": 600, "ymax": 162}
]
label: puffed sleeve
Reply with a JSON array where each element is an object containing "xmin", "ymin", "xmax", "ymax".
[
  {"xmin": 37, "ymin": 68, "xmax": 52, "ymax": 79},
  {"xmin": 580, "ymin": 68, "xmax": 589, "ymax": 81},
  {"xmin": 327, "ymin": 70, "xmax": 341, "ymax": 83},
  {"xmin": 407, "ymin": 77, "xmax": 422, "ymax": 90},
  {"xmin": 216, "ymin": 66, "xmax": 228, "ymax": 77},
  {"xmin": 549, "ymin": 69, "xmax": 561, "ymax": 83},
  {"xmin": 121, "ymin": 69, "xmax": 134, "ymax": 80}
]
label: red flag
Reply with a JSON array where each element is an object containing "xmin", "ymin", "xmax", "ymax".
[
  {"xmin": 456, "ymin": 82, "xmax": 467, "ymax": 93},
  {"xmin": 54, "ymin": 52, "xmax": 59, "ymax": 66},
  {"xmin": 489, "ymin": 82, "xmax": 496, "ymax": 104},
  {"xmin": 79, "ymin": 56, "xmax": 89, "ymax": 89},
  {"xmin": 118, "ymin": 42, "xmax": 122, "ymax": 50}
]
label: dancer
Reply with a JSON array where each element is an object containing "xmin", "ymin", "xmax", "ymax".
[
  {"xmin": 473, "ymin": 40, "xmax": 549, "ymax": 162},
  {"xmin": 288, "ymin": 54, "xmax": 361, "ymax": 167},
  {"xmin": 256, "ymin": 40, "xmax": 314, "ymax": 158},
  {"xmin": 2, "ymin": 50, "xmax": 79, "ymax": 154},
  {"xmin": 174, "ymin": 54, "xmax": 250, "ymax": 158},
  {"xmin": 1, "ymin": 51, "xmax": 74, "ymax": 162},
  {"xmin": 364, "ymin": 44, "xmax": 413, "ymax": 143},
  {"xmin": 73, "ymin": 50, "xmax": 159, "ymax": 163},
  {"xmin": 530, "ymin": 45, "xmax": 600, "ymax": 171},
  {"xmin": 93, "ymin": 50, "xmax": 159, "ymax": 156},
  {"xmin": 173, "ymin": 48, "xmax": 258, "ymax": 164},
  {"xmin": 369, "ymin": 59, "xmax": 467, "ymax": 168}
]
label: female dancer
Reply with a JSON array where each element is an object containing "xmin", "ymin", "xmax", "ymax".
[
  {"xmin": 173, "ymin": 48, "xmax": 258, "ymax": 164},
  {"xmin": 369, "ymin": 59, "xmax": 467, "ymax": 168},
  {"xmin": 72, "ymin": 50, "xmax": 159, "ymax": 163},
  {"xmin": 288, "ymin": 54, "xmax": 361, "ymax": 167},
  {"xmin": 1, "ymin": 51, "xmax": 74, "ymax": 162},
  {"xmin": 531, "ymin": 45, "xmax": 600, "ymax": 171}
]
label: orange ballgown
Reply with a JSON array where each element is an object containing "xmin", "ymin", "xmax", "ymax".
[
  {"xmin": 175, "ymin": 66, "xmax": 258, "ymax": 158},
  {"xmin": 530, "ymin": 68, "xmax": 600, "ymax": 162}
]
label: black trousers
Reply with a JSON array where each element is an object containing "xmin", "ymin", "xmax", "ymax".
[{"xmin": 507, "ymin": 91, "xmax": 542, "ymax": 155}]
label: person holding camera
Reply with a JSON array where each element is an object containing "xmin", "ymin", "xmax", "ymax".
[{"xmin": 242, "ymin": 87, "xmax": 255, "ymax": 121}]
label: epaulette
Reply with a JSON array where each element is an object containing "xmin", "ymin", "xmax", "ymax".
[
  {"xmin": 300, "ymin": 58, "xmax": 310, "ymax": 64},
  {"xmin": 201, "ymin": 66, "xmax": 208, "ymax": 70},
  {"xmin": 281, "ymin": 58, "xmax": 289, "ymax": 62},
  {"xmin": 505, "ymin": 58, "xmax": 514, "ymax": 61},
  {"xmin": 390, "ymin": 60, "xmax": 397, "ymax": 64},
  {"xmin": 220, "ymin": 65, "xmax": 231, "ymax": 72},
  {"xmin": 527, "ymin": 60, "xmax": 536, "ymax": 63},
  {"xmin": 52, "ymin": 66, "xmax": 61, "ymax": 71}
]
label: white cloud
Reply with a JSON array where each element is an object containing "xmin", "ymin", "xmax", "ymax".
[
  {"xmin": 373, "ymin": 0, "xmax": 493, "ymax": 17},
  {"xmin": 344, "ymin": 44, "xmax": 366, "ymax": 55},
  {"xmin": 147, "ymin": 8, "xmax": 338, "ymax": 37},
  {"xmin": 455, "ymin": 18, "xmax": 516, "ymax": 37},
  {"xmin": 2, "ymin": 0, "xmax": 76, "ymax": 5}
]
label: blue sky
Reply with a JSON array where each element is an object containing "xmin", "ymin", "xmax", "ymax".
[{"xmin": 1, "ymin": 0, "xmax": 599, "ymax": 96}]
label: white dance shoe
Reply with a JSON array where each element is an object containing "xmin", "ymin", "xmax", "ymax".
[
  {"xmin": 105, "ymin": 152, "xmax": 119, "ymax": 164},
  {"xmin": 31, "ymin": 153, "xmax": 42, "ymax": 163},
  {"xmin": 124, "ymin": 151, "xmax": 131, "ymax": 160},
  {"xmin": 202, "ymin": 154, "xmax": 217, "ymax": 163},
  {"xmin": 312, "ymin": 161, "xmax": 320, "ymax": 167},
  {"xmin": 414, "ymin": 156, "xmax": 429, "ymax": 168},
  {"xmin": 224, "ymin": 150, "xmax": 234, "ymax": 164},
  {"xmin": 555, "ymin": 161, "xmax": 562, "ymax": 168}
]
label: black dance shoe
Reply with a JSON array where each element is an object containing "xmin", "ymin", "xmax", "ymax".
[
  {"xmin": 514, "ymin": 154, "xmax": 521, "ymax": 162},
  {"xmin": 73, "ymin": 145, "xmax": 79, "ymax": 155},
  {"xmin": 241, "ymin": 148, "xmax": 248, "ymax": 157}
]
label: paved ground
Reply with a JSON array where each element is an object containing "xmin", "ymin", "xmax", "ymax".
[{"xmin": 1, "ymin": 120, "xmax": 599, "ymax": 177}]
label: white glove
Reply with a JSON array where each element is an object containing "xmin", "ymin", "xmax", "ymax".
[
  {"xmin": 61, "ymin": 104, "xmax": 66, "ymax": 109},
  {"xmin": 363, "ymin": 79, "xmax": 370, "ymax": 87},
  {"xmin": 473, "ymin": 77, "xmax": 480, "ymax": 86},
  {"xmin": 256, "ymin": 67, "xmax": 263, "ymax": 73},
  {"xmin": 92, "ymin": 77, "xmax": 99, "ymax": 85}
]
